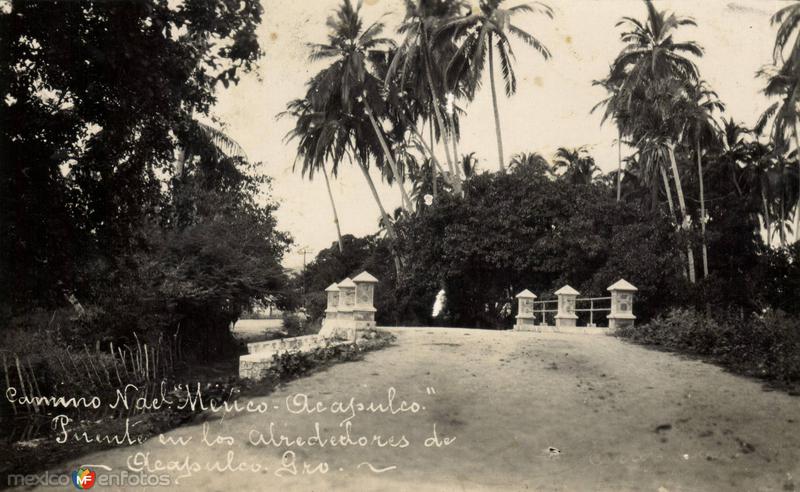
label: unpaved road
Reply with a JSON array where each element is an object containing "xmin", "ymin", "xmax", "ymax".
[{"xmin": 23, "ymin": 329, "xmax": 800, "ymax": 491}]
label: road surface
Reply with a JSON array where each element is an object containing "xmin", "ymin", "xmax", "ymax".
[{"xmin": 22, "ymin": 328, "xmax": 800, "ymax": 491}]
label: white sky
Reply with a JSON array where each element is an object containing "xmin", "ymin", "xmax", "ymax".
[{"xmin": 212, "ymin": 0, "xmax": 784, "ymax": 269}]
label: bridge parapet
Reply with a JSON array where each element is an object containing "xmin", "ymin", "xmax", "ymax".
[{"xmin": 513, "ymin": 279, "xmax": 636, "ymax": 334}]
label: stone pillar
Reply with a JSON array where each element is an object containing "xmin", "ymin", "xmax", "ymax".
[
  {"xmin": 352, "ymin": 271, "xmax": 378, "ymax": 333},
  {"xmin": 335, "ymin": 277, "xmax": 356, "ymax": 339},
  {"xmin": 554, "ymin": 285, "xmax": 579, "ymax": 329},
  {"xmin": 319, "ymin": 283, "xmax": 340, "ymax": 337},
  {"xmin": 513, "ymin": 289, "xmax": 537, "ymax": 331},
  {"xmin": 607, "ymin": 279, "xmax": 637, "ymax": 330}
]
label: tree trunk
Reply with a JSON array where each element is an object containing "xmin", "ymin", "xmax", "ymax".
[
  {"xmin": 762, "ymin": 188, "xmax": 772, "ymax": 245},
  {"xmin": 616, "ymin": 127, "xmax": 622, "ymax": 201},
  {"xmin": 660, "ymin": 165, "xmax": 676, "ymax": 217},
  {"xmin": 175, "ymin": 148, "xmax": 189, "ymax": 178},
  {"xmin": 696, "ymin": 136, "xmax": 709, "ymax": 278},
  {"xmin": 449, "ymin": 113, "xmax": 462, "ymax": 181},
  {"xmin": 487, "ymin": 35, "xmax": 506, "ymax": 173},
  {"xmin": 780, "ymin": 185, "xmax": 787, "ymax": 247},
  {"xmin": 429, "ymin": 122, "xmax": 437, "ymax": 199},
  {"xmin": 667, "ymin": 142, "xmax": 696, "ymax": 284},
  {"xmin": 412, "ymin": 125, "xmax": 453, "ymax": 189},
  {"xmin": 321, "ymin": 162, "xmax": 343, "ymax": 253},
  {"xmin": 422, "ymin": 41, "xmax": 461, "ymax": 194},
  {"xmin": 356, "ymin": 158, "xmax": 403, "ymax": 275},
  {"xmin": 794, "ymin": 122, "xmax": 800, "ymax": 242},
  {"xmin": 364, "ymin": 101, "xmax": 414, "ymax": 212}
]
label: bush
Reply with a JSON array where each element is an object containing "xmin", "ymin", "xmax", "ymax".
[
  {"xmin": 282, "ymin": 312, "xmax": 317, "ymax": 337},
  {"xmin": 617, "ymin": 307, "xmax": 800, "ymax": 384},
  {"xmin": 393, "ymin": 162, "xmax": 685, "ymax": 328}
]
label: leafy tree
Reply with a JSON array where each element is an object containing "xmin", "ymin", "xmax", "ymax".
[
  {"xmin": 0, "ymin": 0, "xmax": 262, "ymax": 309},
  {"xmin": 394, "ymin": 160, "xmax": 685, "ymax": 327}
]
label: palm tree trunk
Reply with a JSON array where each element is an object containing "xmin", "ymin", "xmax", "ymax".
[
  {"xmin": 697, "ymin": 136, "xmax": 708, "ymax": 278},
  {"xmin": 794, "ymin": 122, "xmax": 800, "ymax": 242},
  {"xmin": 616, "ymin": 127, "xmax": 622, "ymax": 201},
  {"xmin": 364, "ymin": 101, "xmax": 414, "ymax": 212},
  {"xmin": 411, "ymin": 125, "xmax": 452, "ymax": 189},
  {"xmin": 429, "ymin": 122, "xmax": 437, "ymax": 199},
  {"xmin": 660, "ymin": 165, "xmax": 676, "ymax": 217},
  {"xmin": 667, "ymin": 142, "xmax": 696, "ymax": 284},
  {"xmin": 175, "ymin": 148, "xmax": 189, "ymax": 177},
  {"xmin": 780, "ymin": 185, "xmax": 787, "ymax": 247},
  {"xmin": 422, "ymin": 45, "xmax": 460, "ymax": 194},
  {"xmin": 356, "ymin": 158, "xmax": 403, "ymax": 275},
  {"xmin": 762, "ymin": 187, "xmax": 772, "ymax": 245},
  {"xmin": 448, "ymin": 113, "xmax": 462, "ymax": 181},
  {"xmin": 487, "ymin": 36, "xmax": 506, "ymax": 173},
  {"xmin": 321, "ymin": 162, "xmax": 343, "ymax": 253}
]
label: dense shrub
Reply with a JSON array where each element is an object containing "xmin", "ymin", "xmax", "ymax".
[
  {"xmin": 617, "ymin": 308, "xmax": 800, "ymax": 384},
  {"xmin": 393, "ymin": 161, "xmax": 686, "ymax": 328},
  {"xmin": 282, "ymin": 312, "xmax": 317, "ymax": 337}
]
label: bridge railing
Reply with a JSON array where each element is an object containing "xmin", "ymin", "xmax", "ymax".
[{"xmin": 514, "ymin": 280, "xmax": 637, "ymax": 331}]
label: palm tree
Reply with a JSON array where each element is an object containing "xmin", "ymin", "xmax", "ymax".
[
  {"xmin": 592, "ymin": 78, "xmax": 630, "ymax": 202},
  {"xmin": 681, "ymin": 81, "xmax": 724, "ymax": 278},
  {"xmin": 757, "ymin": 1, "xmax": 800, "ymax": 243},
  {"xmin": 757, "ymin": 60, "xmax": 800, "ymax": 244},
  {"xmin": 771, "ymin": 1, "xmax": 800, "ymax": 65},
  {"xmin": 280, "ymin": 97, "xmax": 345, "ymax": 253},
  {"xmin": 388, "ymin": 0, "xmax": 465, "ymax": 192},
  {"xmin": 603, "ymin": 0, "xmax": 703, "ymax": 282},
  {"xmin": 718, "ymin": 118, "xmax": 751, "ymax": 197},
  {"xmin": 552, "ymin": 146, "xmax": 600, "ymax": 185},
  {"xmin": 174, "ymin": 121, "xmax": 247, "ymax": 177},
  {"xmin": 308, "ymin": 0, "xmax": 415, "ymax": 213},
  {"xmin": 438, "ymin": 0, "xmax": 553, "ymax": 172}
]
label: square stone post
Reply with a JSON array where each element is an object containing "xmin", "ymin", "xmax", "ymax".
[
  {"xmin": 513, "ymin": 289, "xmax": 537, "ymax": 331},
  {"xmin": 334, "ymin": 277, "xmax": 356, "ymax": 339},
  {"xmin": 607, "ymin": 279, "xmax": 637, "ymax": 330},
  {"xmin": 319, "ymin": 283, "xmax": 340, "ymax": 337},
  {"xmin": 352, "ymin": 271, "xmax": 378, "ymax": 334},
  {"xmin": 554, "ymin": 285, "xmax": 579, "ymax": 329}
]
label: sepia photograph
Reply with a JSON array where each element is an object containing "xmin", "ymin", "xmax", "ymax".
[{"xmin": 1, "ymin": 0, "xmax": 800, "ymax": 490}]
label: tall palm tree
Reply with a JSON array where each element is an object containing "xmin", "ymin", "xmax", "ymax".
[
  {"xmin": 308, "ymin": 0, "xmax": 415, "ymax": 213},
  {"xmin": 603, "ymin": 0, "xmax": 703, "ymax": 282},
  {"xmin": 757, "ymin": 60, "xmax": 800, "ymax": 244},
  {"xmin": 388, "ymin": 0, "xmax": 465, "ymax": 193},
  {"xmin": 280, "ymin": 97, "xmax": 345, "ymax": 253},
  {"xmin": 438, "ymin": 0, "xmax": 553, "ymax": 172},
  {"xmin": 759, "ymin": 1, "xmax": 800, "ymax": 243},
  {"xmin": 681, "ymin": 81, "xmax": 724, "ymax": 278},
  {"xmin": 592, "ymin": 77, "xmax": 630, "ymax": 201}
]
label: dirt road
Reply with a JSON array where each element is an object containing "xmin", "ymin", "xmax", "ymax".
[{"xmin": 24, "ymin": 328, "xmax": 800, "ymax": 491}]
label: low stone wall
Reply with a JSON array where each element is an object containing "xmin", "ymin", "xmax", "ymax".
[
  {"xmin": 246, "ymin": 334, "xmax": 323, "ymax": 356},
  {"xmin": 240, "ymin": 328, "xmax": 364, "ymax": 380},
  {"xmin": 240, "ymin": 334, "xmax": 353, "ymax": 381}
]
